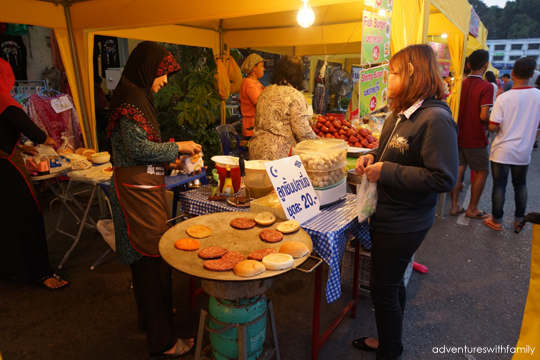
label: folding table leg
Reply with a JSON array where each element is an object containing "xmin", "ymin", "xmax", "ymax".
[
  {"xmin": 194, "ymin": 309, "xmax": 208, "ymax": 360},
  {"xmin": 57, "ymin": 185, "xmax": 97, "ymax": 269}
]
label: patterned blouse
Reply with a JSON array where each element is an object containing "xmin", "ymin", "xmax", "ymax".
[
  {"xmin": 249, "ymin": 84, "xmax": 316, "ymax": 160},
  {"xmin": 108, "ymin": 117, "xmax": 177, "ymax": 265}
]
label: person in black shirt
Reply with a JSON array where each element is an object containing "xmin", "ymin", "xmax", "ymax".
[{"xmin": 0, "ymin": 58, "xmax": 68, "ymax": 290}]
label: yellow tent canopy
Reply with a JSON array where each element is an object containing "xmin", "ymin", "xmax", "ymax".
[{"xmin": 2, "ymin": 0, "xmax": 480, "ymax": 147}]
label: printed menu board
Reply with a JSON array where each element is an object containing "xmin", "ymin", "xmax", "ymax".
[
  {"xmin": 428, "ymin": 42, "xmax": 451, "ymax": 60},
  {"xmin": 361, "ymin": 11, "xmax": 391, "ymax": 65},
  {"xmin": 439, "ymin": 61, "xmax": 451, "ymax": 77},
  {"xmin": 358, "ymin": 65, "xmax": 388, "ymax": 117}
]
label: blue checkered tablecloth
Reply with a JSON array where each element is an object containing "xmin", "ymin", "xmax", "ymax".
[{"xmin": 178, "ymin": 185, "xmax": 371, "ymax": 303}]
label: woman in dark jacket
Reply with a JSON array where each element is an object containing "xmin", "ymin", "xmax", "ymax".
[
  {"xmin": 0, "ymin": 58, "xmax": 68, "ymax": 290},
  {"xmin": 353, "ymin": 44, "xmax": 459, "ymax": 359},
  {"xmin": 107, "ymin": 41, "xmax": 200, "ymax": 358}
]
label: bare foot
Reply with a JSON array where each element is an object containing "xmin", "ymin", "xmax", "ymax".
[
  {"xmin": 164, "ymin": 338, "xmax": 195, "ymax": 355},
  {"xmin": 42, "ymin": 276, "xmax": 69, "ymax": 289},
  {"xmin": 365, "ymin": 337, "xmax": 379, "ymax": 349}
]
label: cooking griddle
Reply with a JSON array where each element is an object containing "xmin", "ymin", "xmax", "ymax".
[{"xmin": 159, "ymin": 212, "xmax": 313, "ymax": 281}]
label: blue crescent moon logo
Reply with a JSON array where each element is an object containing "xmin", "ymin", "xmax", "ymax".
[{"xmin": 269, "ymin": 166, "xmax": 278, "ymax": 178}]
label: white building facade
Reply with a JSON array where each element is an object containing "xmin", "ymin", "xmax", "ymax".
[{"xmin": 486, "ymin": 38, "xmax": 540, "ymax": 74}]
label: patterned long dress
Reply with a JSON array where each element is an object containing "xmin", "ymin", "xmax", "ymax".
[{"xmin": 249, "ymin": 84, "xmax": 316, "ymax": 160}]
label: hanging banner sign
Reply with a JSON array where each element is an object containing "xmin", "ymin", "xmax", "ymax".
[
  {"xmin": 364, "ymin": 0, "xmax": 394, "ymax": 12},
  {"xmin": 427, "ymin": 42, "xmax": 450, "ymax": 60},
  {"xmin": 469, "ymin": 8, "xmax": 480, "ymax": 38},
  {"xmin": 438, "ymin": 61, "xmax": 451, "ymax": 77},
  {"xmin": 361, "ymin": 11, "xmax": 391, "ymax": 65},
  {"xmin": 264, "ymin": 156, "xmax": 320, "ymax": 224},
  {"xmin": 358, "ymin": 65, "xmax": 388, "ymax": 117}
]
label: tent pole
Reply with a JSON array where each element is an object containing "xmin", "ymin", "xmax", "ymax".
[
  {"xmin": 218, "ymin": 21, "xmax": 226, "ymax": 125},
  {"xmin": 61, "ymin": 0, "xmax": 94, "ymax": 149}
]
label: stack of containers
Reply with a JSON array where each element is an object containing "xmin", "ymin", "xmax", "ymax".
[{"xmin": 294, "ymin": 139, "xmax": 348, "ymax": 189}]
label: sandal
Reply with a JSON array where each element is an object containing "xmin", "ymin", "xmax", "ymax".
[
  {"xmin": 483, "ymin": 217, "xmax": 502, "ymax": 231},
  {"xmin": 151, "ymin": 338, "xmax": 194, "ymax": 359},
  {"xmin": 466, "ymin": 210, "xmax": 491, "ymax": 219},
  {"xmin": 37, "ymin": 274, "xmax": 69, "ymax": 290}
]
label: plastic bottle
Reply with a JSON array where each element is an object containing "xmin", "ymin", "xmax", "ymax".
[
  {"xmin": 211, "ymin": 168, "xmax": 221, "ymax": 196},
  {"xmin": 222, "ymin": 166, "xmax": 234, "ymax": 196}
]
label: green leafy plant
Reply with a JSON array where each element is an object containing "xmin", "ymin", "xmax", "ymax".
[{"xmin": 154, "ymin": 44, "xmax": 223, "ymax": 166}]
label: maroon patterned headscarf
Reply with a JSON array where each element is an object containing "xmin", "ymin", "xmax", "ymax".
[{"xmin": 107, "ymin": 41, "xmax": 180, "ymax": 143}]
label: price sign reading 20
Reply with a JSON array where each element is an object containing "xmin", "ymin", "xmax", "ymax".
[{"xmin": 264, "ymin": 156, "xmax": 321, "ymax": 224}]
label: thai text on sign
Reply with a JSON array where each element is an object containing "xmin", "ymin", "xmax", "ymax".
[{"xmin": 264, "ymin": 156, "xmax": 320, "ymax": 224}]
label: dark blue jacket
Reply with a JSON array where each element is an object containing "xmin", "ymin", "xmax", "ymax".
[{"xmin": 369, "ymin": 98, "xmax": 459, "ymax": 233}]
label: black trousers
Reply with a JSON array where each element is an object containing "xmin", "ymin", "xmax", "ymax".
[
  {"xmin": 370, "ymin": 227, "xmax": 430, "ymax": 360},
  {"xmin": 130, "ymin": 256, "xmax": 176, "ymax": 356}
]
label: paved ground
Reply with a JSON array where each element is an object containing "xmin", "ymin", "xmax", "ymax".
[{"xmin": 1, "ymin": 146, "xmax": 539, "ymax": 360}]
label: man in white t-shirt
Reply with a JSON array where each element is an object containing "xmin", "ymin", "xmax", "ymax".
[{"xmin": 483, "ymin": 58, "xmax": 540, "ymax": 231}]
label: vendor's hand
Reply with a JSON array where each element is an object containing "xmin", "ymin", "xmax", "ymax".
[
  {"xmin": 169, "ymin": 158, "xmax": 182, "ymax": 170},
  {"xmin": 177, "ymin": 141, "xmax": 202, "ymax": 155},
  {"xmin": 43, "ymin": 136, "xmax": 56, "ymax": 147},
  {"xmin": 19, "ymin": 145, "xmax": 38, "ymax": 156},
  {"xmin": 364, "ymin": 162, "xmax": 383, "ymax": 183},
  {"xmin": 355, "ymin": 154, "xmax": 374, "ymax": 176}
]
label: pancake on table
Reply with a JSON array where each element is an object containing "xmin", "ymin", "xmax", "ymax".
[
  {"xmin": 221, "ymin": 251, "xmax": 245, "ymax": 265},
  {"xmin": 204, "ymin": 259, "xmax": 235, "ymax": 271},
  {"xmin": 248, "ymin": 248, "xmax": 277, "ymax": 261},
  {"xmin": 259, "ymin": 229, "xmax": 283, "ymax": 243},
  {"xmin": 198, "ymin": 246, "xmax": 228, "ymax": 259},
  {"xmin": 186, "ymin": 224, "xmax": 212, "ymax": 239},
  {"xmin": 174, "ymin": 238, "xmax": 201, "ymax": 251},
  {"xmin": 230, "ymin": 217, "xmax": 256, "ymax": 229}
]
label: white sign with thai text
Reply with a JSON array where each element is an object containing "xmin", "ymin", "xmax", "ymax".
[
  {"xmin": 264, "ymin": 156, "xmax": 320, "ymax": 224},
  {"xmin": 50, "ymin": 95, "xmax": 73, "ymax": 113}
]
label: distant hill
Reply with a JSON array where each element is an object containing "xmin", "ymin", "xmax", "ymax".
[{"xmin": 469, "ymin": 0, "xmax": 540, "ymax": 39}]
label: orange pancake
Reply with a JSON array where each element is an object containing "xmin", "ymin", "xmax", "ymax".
[{"xmin": 174, "ymin": 238, "xmax": 201, "ymax": 251}]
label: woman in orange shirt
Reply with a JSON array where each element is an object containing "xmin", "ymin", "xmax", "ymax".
[{"xmin": 240, "ymin": 54, "xmax": 266, "ymax": 137}]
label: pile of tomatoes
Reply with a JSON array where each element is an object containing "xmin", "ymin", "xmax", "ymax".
[{"xmin": 312, "ymin": 115, "xmax": 379, "ymax": 149}]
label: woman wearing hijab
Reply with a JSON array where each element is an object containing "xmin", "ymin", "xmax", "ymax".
[
  {"xmin": 0, "ymin": 58, "xmax": 69, "ymax": 290},
  {"xmin": 107, "ymin": 41, "xmax": 200, "ymax": 358},
  {"xmin": 240, "ymin": 53, "xmax": 266, "ymax": 137}
]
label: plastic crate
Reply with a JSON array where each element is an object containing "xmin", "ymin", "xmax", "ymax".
[{"xmin": 341, "ymin": 245, "xmax": 415, "ymax": 298}]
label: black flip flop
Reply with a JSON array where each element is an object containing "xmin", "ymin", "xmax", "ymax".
[
  {"xmin": 352, "ymin": 337, "xmax": 377, "ymax": 352},
  {"xmin": 465, "ymin": 210, "xmax": 490, "ymax": 219}
]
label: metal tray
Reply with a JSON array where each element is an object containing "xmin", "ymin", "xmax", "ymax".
[{"xmin": 159, "ymin": 212, "xmax": 313, "ymax": 281}]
